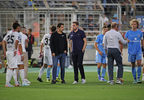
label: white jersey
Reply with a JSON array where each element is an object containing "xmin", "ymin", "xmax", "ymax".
[
  {"xmin": 19, "ymin": 32, "xmax": 28, "ymax": 52},
  {"xmin": 3, "ymin": 31, "xmax": 21, "ymax": 52},
  {"xmin": 41, "ymin": 33, "xmax": 51, "ymax": 51}
]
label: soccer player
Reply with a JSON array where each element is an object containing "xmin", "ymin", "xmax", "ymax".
[
  {"xmin": 37, "ymin": 25, "xmax": 61, "ymax": 82},
  {"xmin": 125, "ymin": 19, "xmax": 144, "ymax": 83},
  {"xmin": 3, "ymin": 22, "xmax": 21, "ymax": 87},
  {"xmin": 16, "ymin": 28, "xmax": 30, "ymax": 86},
  {"xmin": 20, "ymin": 27, "xmax": 31, "ymax": 84},
  {"xmin": 95, "ymin": 26, "xmax": 108, "ymax": 81}
]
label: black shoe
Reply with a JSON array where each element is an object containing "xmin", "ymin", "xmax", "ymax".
[
  {"xmin": 51, "ymin": 80, "xmax": 56, "ymax": 84},
  {"xmin": 61, "ymin": 80, "xmax": 66, "ymax": 84},
  {"xmin": 37, "ymin": 77, "xmax": 43, "ymax": 82}
]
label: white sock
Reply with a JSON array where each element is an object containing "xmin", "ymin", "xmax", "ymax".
[
  {"xmin": 19, "ymin": 69, "xmax": 25, "ymax": 84},
  {"xmin": 13, "ymin": 69, "xmax": 18, "ymax": 84},
  {"xmin": 38, "ymin": 66, "xmax": 45, "ymax": 78},
  {"xmin": 17, "ymin": 72, "xmax": 20, "ymax": 82},
  {"xmin": 6, "ymin": 69, "xmax": 13, "ymax": 84}
]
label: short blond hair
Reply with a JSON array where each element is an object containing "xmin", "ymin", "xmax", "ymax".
[{"xmin": 130, "ymin": 19, "xmax": 139, "ymax": 28}]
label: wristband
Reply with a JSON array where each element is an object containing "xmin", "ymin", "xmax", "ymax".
[
  {"xmin": 21, "ymin": 54, "xmax": 24, "ymax": 56},
  {"xmin": 15, "ymin": 49, "xmax": 17, "ymax": 51}
]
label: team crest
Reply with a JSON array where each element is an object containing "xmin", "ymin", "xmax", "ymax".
[{"xmin": 138, "ymin": 34, "xmax": 140, "ymax": 37}]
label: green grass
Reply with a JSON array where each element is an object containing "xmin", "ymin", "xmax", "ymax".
[{"xmin": 0, "ymin": 71, "xmax": 144, "ymax": 100}]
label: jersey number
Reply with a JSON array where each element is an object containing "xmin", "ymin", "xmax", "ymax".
[
  {"xmin": 45, "ymin": 38, "xmax": 50, "ymax": 45},
  {"xmin": 7, "ymin": 35, "xmax": 14, "ymax": 44}
]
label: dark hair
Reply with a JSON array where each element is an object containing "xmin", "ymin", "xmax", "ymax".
[
  {"xmin": 50, "ymin": 25, "xmax": 56, "ymax": 32},
  {"xmin": 102, "ymin": 26, "xmax": 107, "ymax": 29},
  {"xmin": 107, "ymin": 24, "xmax": 111, "ymax": 29},
  {"xmin": 57, "ymin": 23, "xmax": 64, "ymax": 28},
  {"xmin": 12, "ymin": 22, "xmax": 20, "ymax": 29},
  {"xmin": 21, "ymin": 26, "xmax": 26, "ymax": 29},
  {"xmin": 28, "ymin": 28, "xmax": 32, "ymax": 32},
  {"xmin": 73, "ymin": 21, "xmax": 79, "ymax": 25},
  {"xmin": 88, "ymin": 15, "xmax": 93, "ymax": 17},
  {"xmin": 7, "ymin": 28, "xmax": 11, "ymax": 31}
]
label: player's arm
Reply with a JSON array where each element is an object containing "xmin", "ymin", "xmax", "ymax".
[
  {"xmin": 13, "ymin": 40, "xmax": 19, "ymax": 56},
  {"xmin": 82, "ymin": 38, "xmax": 87, "ymax": 52},
  {"xmin": 40, "ymin": 43, "xmax": 43, "ymax": 54},
  {"xmin": 70, "ymin": 40, "xmax": 72, "ymax": 52},
  {"xmin": 50, "ymin": 33, "xmax": 55, "ymax": 57},
  {"xmin": 94, "ymin": 42, "xmax": 102, "ymax": 56},
  {"xmin": 2, "ymin": 40, "xmax": 6, "ymax": 57},
  {"xmin": 18, "ymin": 44, "xmax": 24, "ymax": 61}
]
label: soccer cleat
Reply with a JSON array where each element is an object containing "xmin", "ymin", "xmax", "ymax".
[
  {"xmin": 72, "ymin": 81, "xmax": 78, "ymax": 84},
  {"xmin": 25, "ymin": 79, "xmax": 31, "ymax": 84},
  {"xmin": 142, "ymin": 76, "xmax": 144, "ymax": 81},
  {"xmin": 137, "ymin": 79, "xmax": 142, "ymax": 83},
  {"xmin": 61, "ymin": 80, "xmax": 66, "ymax": 84},
  {"xmin": 37, "ymin": 77, "xmax": 43, "ymax": 82},
  {"xmin": 120, "ymin": 78, "xmax": 124, "ymax": 82},
  {"xmin": 5, "ymin": 83, "xmax": 14, "ymax": 87},
  {"xmin": 22, "ymin": 83, "xmax": 30, "ymax": 86},
  {"xmin": 100, "ymin": 78, "xmax": 107, "ymax": 81},
  {"xmin": 116, "ymin": 80, "xmax": 123, "ymax": 84},
  {"xmin": 98, "ymin": 76, "xmax": 101, "ymax": 81},
  {"xmin": 68, "ymin": 65, "xmax": 73, "ymax": 69},
  {"xmin": 81, "ymin": 79, "xmax": 86, "ymax": 84},
  {"xmin": 133, "ymin": 80, "xmax": 137, "ymax": 84},
  {"xmin": 51, "ymin": 80, "xmax": 56, "ymax": 84},
  {"xmin": 56, "ymin": 78, "xmax": 61, "ymax": 82},
  {"xmin": 46, "ymin": 79, "xmax": 51, "ymax": 82},
  {"xmin": 107, "ymin": 80, "xmax": 111, "ymax": 83},
  {"xmin": 110, "ymin": 80, "xmax": 114, "ymax": 85},
  {"xmin": 15, "ymin": 84, "xmax": 21, "ymax": 87}
]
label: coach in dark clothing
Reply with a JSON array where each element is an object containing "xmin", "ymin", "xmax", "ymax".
[
  {"xmin": 26, "ymin": 29, "xmax": 34, "ymax": 60},
  {"xmin": 70, "ymin": 21, "xmax": 87, "ymax": 84},
  {"xmin": 50, "ymin": 23, "xmax": 67, "ymax": 84}
]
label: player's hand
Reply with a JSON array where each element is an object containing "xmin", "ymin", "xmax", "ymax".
[
  {"xmin": 14, "ymin": 51, "xmax": 17, "ymax": 56},
  {"xmin": 64, "ymin": 50, "xmax": 67, "ymax": 53},
  {"xmin": 126, "ymin": 39, "xmax": 129, "ymax": 43},
  {"xmin": 21, "ymin": 55, "xmax": 24, "ymax": 61},
  {"xmin": 98, "ymin": 51, "xmax": 103, "ymax": 56},
  {"xmin": 52, "ymin": 53, "xmax": 55, "ymax": 57},
  {"xmin": 39, "ymin": 51, "xmax": 43, "ymax": 55},
  {"xmin": 82, "ymin": 48, "xmax": 85, "ymax": 52}
]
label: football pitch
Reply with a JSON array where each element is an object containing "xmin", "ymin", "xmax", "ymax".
[{"xmin": 0, "ymin": 66, "xmax": 144, "ymax": 100}]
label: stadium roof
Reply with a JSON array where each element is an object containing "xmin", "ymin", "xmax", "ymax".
[{"xmin": 0, "ymin": 0, "xmax": 102, "ymax": 11}]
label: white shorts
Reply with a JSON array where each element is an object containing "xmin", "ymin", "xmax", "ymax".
[
  {"xmin": 43, "ymin": 49, "xmax": 53, "ymax": 65},
  {"xmin": 6, "ymin": 51, "xmax": 18, "ymax": 68},
  {"xmin": 17, "ymin": 55, "xmax": 23, "ymax": 65}
]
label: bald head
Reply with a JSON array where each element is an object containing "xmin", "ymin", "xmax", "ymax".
[{"xmin": 111, "ymin": 22, "xmax": 118, "ymax": 29}]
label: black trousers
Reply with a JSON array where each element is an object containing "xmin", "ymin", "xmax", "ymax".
[
  {"xmin": 72, "ymin": 51, "xmax": 85, "ymax": 82},
  {"xmin": 107, "ymin": 48, "xmax": 123, "ymax": 80},
  {"xmin": 27, "ymin": 50, "xmax": 33, "ymax": 60}
]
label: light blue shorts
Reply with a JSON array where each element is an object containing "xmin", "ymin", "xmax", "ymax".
[
  {"xmin": 95, "ymin": 54, "xmax": 106, "ymax": 64},
  {"xmin": 128, "ymin": 54, "xmax": 142, "ymax": 62}
]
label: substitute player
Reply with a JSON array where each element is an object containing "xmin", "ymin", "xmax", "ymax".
[
  {"xmin": 95, "ymin": 26, "xmax": 108, "ymax": 81},
  {"xmin": 125, "ymin": 19, "xmax": 144, "ymax": 83},
  {"xmin": 3, "ymin": 22, "xmax": 21, "ymax": 87}
]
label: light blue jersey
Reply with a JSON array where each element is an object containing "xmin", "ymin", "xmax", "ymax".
[
  {"xmin": 95, "ymin": 34, "xmax": 106, "ymax": 55},
  {"xmin": 125, "ymin": 30, "xmax": 143, "ymax": 54},
  {"xmin": 95, "ymin": 34, "xmax": 106, "ymax": 64}
]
